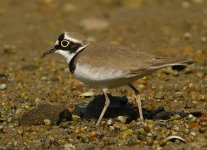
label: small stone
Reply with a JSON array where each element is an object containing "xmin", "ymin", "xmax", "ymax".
[
  {"xmin": 0, "ymin": 83, "xmax": 6, "ymax": 90},
  {"xmin": 107, "ymin": 119, "xmax": 113, "ymax": 126},
  {"xmin": 183, "ymin": 32, "xmax": 192, "ymax": 39},
  {"xmin": 188, "ymin": 114, "xmax": 197, "ymax": 123},
  {"xmin": 20, "ymin": 104, "xmax": 72, "ymax": 125},
  {"xmin": 113, "ymin": 123, "xmax": 121, "ymax": 129},
  {"xmin": 188, "ymin": 114, "xmax": 194, "ymax": 119},
  {"xmin": 96, "ymin": 130, "xmax": 105, "ymax": 138},
  {"xmin": 117, "ymin": 116, "xmax": 126, "ymax": 124},
  {"xmin": 190, "ymin": 131, "xmax": 197, "ymax": 136},
  {"xmin": 41, "ymin": 76, "xmax": 49, "ymax": 81},
  {"xmin": 109, "ymin": 126, "xmax": 115, "ymax": 131},
  {"xmin": 44, "ymin": 119, "xmax": 51, "ymax": 125},
  {"xmin": 89, "ymin": 131, "xmax": 96, "ymax": 138},
  {"xmin": 72, "ymin": 115, "xmax": 80, "ymax": 121}
]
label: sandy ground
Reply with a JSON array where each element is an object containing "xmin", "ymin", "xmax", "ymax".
[{"xmin": 0, "ymin": 0, "xmax": 207, "ymax": 149}]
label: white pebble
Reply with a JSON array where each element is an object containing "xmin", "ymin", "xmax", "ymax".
[
  {"xmin": 0, "ymin": 83, "xmax": 7, "ymax": 90},
  {"xmin": 117, "ymin": 116, "xmax": 126, "ymax": 124},
  {"xmin": 107, "ymin": 119, "xmax": 113, "ymax": 126}
]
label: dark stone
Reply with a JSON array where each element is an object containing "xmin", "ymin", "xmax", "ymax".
[
  {"xmin": 73, "ymin": 94, "xmax": 138, "ymax": 123},
  {"xmin": 19, "ymin": 104, "xmax": 72, "ymax": 125}
]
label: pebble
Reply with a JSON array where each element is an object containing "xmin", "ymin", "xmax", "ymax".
[
  {"xmin": 89, "ymin": 131, "xmax": 96, "ymax": 138},
  {"xmin": 117, "ymin": 116, "xmax": 126, "ymax": 124},
  {"xmin": 44, "ymin": 119, "xmax": 51, "ymax": 125},
  {"xmin": 190, "ymin": 131, "xmax": 197, "ymax": 136},
  {"xmin": 41, "ymin": 76, "xmax": 49, "ymax": 81},
  {"xmin": 183, "ymin": 32, "xmax": 192, "ymax": 39},
  {"xmin": 72, "ymin": 115, "xmax": 80, "ymax": 121},
  {"xmin": 96, "ymin": 130, "xmax": 105, "ymax": 138},
  {"xmin": 109, "ymin": 126, "xmax": 115, "ymax": 131},
  {"xmin": 107, "ymin": 119, "xmax": 113, "ymax": 126},
  {"xmin": 0, "ymin": 83, "xmax": 7, "ymax": 90},
  {"xmin": 188, "ymin": 114, "xmax": 197, "ymax": 123}
]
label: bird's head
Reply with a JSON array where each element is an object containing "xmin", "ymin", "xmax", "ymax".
[{"xmin": 43, "ymin": 32, "xmax": 88, "ymax": 62}]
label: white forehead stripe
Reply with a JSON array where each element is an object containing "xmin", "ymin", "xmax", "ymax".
[{"xmin": 64, "ymin": 34, "xmax": 82, "ymax": 43}]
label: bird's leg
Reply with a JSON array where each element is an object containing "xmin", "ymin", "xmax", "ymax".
[
  {"xmin": 95, "ymin": 89, "xmax": 110, "ymax": 127},
  {"xmin": 128, "ymin": 83, "xmax": 144, "ymax": 124}
]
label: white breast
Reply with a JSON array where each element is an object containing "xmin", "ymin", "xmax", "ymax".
[{"xmin": 73, "ymin": 63, "xmax": 124, "ymax": 84}]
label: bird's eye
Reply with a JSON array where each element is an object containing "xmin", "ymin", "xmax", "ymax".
[{"xmin": 61, "ymin": 40, "xmax": 70, "ymax": 47}]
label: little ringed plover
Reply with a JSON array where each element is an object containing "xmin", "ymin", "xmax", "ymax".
[{"xmin": 43, "ymin": 32, "xmax": 194, "ymax": 126}]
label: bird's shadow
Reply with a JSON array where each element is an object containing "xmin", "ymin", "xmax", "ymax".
[{"xmin": 73, "ymin": 94, "xmax": 202, "ymax": 123}]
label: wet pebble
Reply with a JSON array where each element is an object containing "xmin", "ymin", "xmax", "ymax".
[{"xmin": 0, "ymin": 83, "xmax": 7, "ymax": 90}]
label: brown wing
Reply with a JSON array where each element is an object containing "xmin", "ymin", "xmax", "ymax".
[{"xmin": 76, "ymin": 42, "xmax": 194, "ymax": 77}]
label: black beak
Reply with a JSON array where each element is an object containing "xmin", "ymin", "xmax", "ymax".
[{"xmin": 42, "ymin": 48, "xmax": 56, "ymax": 57}]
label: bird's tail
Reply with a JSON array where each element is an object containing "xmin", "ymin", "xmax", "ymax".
[{"xmin": 151, "ymin": 57, "xmax": 195, "ymax": 70}]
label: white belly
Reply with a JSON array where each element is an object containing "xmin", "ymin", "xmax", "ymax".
[{"xmin": 73, "ymin": 63, "xmax": 127, "ymax": 88}]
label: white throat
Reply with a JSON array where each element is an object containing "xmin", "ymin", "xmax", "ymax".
[{"xmin": 55, "ymin": 44, "xmax": 88, "ymax": 63}]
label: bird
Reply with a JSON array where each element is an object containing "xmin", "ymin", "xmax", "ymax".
[{"xmin": 42, "ymin": 32, "xmax": 194, "ymax": 126}]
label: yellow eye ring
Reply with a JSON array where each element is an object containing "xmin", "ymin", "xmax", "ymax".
[{"xmin": 61, "ymin": 40, "xmax": 70, "ymax": 47}]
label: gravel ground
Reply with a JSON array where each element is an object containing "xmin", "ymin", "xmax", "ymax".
[{"xmin": 0, "ymin": 0, "xmax": 207, "ymax": 149}]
